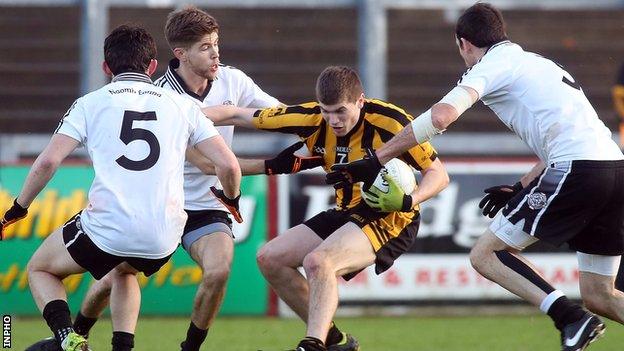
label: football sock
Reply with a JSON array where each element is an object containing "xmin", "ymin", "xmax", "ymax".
[
  {"xmin": 494, "ymin": 250, "xmax": 555, "ymax": 293},
  {"xmin": 298, "ymin": 336, "xmax": 327, "ymax": 351},
  {"xmin": 325, "ymin": 321, "xmax": 343, "ymax": 346},
  {"xmin": 73, "ymin": 311, "xmax": 98, "ymax": 337},
  {"xmin": 181, "ymin": 321, "xmax": 208, "ymax": 351},
  {"xmin": 546, "ymin": 295, "xmax": 586, "ymax": 330},
  {"xmin": 111, "ymin": 331, "xmax": 134, "ymax": 351},
  {"xmin": 42, "ymin": 300, "xmax": 74, "ymax": 346}
]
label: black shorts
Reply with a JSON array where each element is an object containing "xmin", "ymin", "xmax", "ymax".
[
  {"xmin": 304, "ymin": 204, "xmax": 420, "ymax": 280},
  {"xmin": 63, "ymin": 213, "xmax": 172, "ymax": 280},
  {"xmin": 181, "ymin": 209, "xmax": 233, "ymax": 251},
  {"xmin": 502, "ymin": 160, "xmax": 624, "ymax": 255}
]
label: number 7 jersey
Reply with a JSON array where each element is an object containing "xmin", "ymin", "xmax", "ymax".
[{"xmin": 55, "ymin": 73, "xmax": 219, "ymax": 259}]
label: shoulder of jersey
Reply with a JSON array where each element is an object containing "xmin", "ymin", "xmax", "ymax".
[{"xmin": 217, "ymin": 64, "xmax": 250, "ymax": 80}]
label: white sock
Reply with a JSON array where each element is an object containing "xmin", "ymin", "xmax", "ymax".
[{"xmin": 539, "ymin": 290, "xmax": 565, "ymax": 313}]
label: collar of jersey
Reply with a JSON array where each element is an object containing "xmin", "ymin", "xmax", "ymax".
[
  {"xmin": 111, "ymin": 72, "xmax": 152, "ymax": 84},
  {"xmin": 166, "ymin": 58, "xmax": 213, "ymax": 102},
  {"xmin": 485, "ymin": 40, "xmax": 512, "ymax": 55}
]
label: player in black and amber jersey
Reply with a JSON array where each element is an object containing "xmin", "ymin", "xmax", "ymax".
[{"xmin": 203, "ymin": 66, "xmax": 449, "ymax": 351}]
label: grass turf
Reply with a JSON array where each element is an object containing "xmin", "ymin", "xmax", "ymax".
[{"xmin": 9, "ymin": 315, "xmax": 623, "ymax": 350}]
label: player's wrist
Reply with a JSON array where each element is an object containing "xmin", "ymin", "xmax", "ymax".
[{"xmin": 401, "ymin": 194, "xmax": 413, "ymax": 212}]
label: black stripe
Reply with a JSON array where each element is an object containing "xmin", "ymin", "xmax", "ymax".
[
  {"xmin": 55, "ymin": 100, "xmax": 78, "ymax": 134},
  {"xmin": 361, "ymin": 120, "xmax": 376, "ymax": 150},
  {"xmin": 285, "ymin": 105, "xmax": 321, "ymax": 115},
  {"xmin": 269, "ymin": 126, "xmax": 319, "ymax": 138},
  {"xmin": 369, "ymin": 222, "xmax": 387, "ymax": 245},
  {"xmin": 365, "ymin": 101, "xmax": 411, "ymax": 126},
  {"xmin": 312, "ymin": 121, "xmax": 327, "ymax": 157},
  {"xmin": 399, "ymin": 152, "xmax": 422, "ymax": 171},
  {"xmin": 430, "ymin": 151, "xmax": 438, "ymax": 162}
]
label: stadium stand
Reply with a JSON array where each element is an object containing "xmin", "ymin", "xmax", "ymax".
[{"xmin": 0, "ymin": 6, "xmax": 622, "ymax": 134}]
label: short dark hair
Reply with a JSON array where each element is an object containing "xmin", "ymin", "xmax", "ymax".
[
  {"xmin": 455, "ymin": 3, "xmax": 508, "ymax": 48},
  {"xmin": 104, "ymin": 25, "xmax": 156, "ymax": 75},
  {"xmin": 315, "ymin": 66, "xmax": 364, "ymax": 105},
  {"xmin": 165, "ymin": 6, "xmax": 219, "ymax": 49}
]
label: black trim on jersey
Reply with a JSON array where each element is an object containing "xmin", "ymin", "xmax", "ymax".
[
  {"xmin": 55, "ymin": 99, "xmax": 78, "ymax": 133},
  {"xmin": 484, "ymin": 40, "xmax": 511, "ymax": 55},
  {"xmin": 312, "ymin": 121, "xmax": 327, "ymax": 157},
  {"xmin": 365, "ymin": 101, "xmax": 411, "ymax": 127},
  {"xmin": 336, "ymin": 134, "xmax": 353, "ymax": 209},
  {"xmin": 270, "ymin": 126, "xmax": 319, "ymax": 138},
  {"xmin": 342, "ymin": 107, "xmax": 366, "ymax": 139},
  {"xmin": 111, "ymin": 72, "xmax": 152, "ymax": 84},
  {"xmin": 360, "ymin": 120, "xmax": 376, "ymax": 150},
  {"xmin": 285, "ymin": 105, "xmax": 321, "ymax": 115},
  {"xmin": 165, "ymin": 59, "xmax": 212, "ymax": 102}
]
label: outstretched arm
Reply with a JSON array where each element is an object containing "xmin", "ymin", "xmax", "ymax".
[
  {"xmin": 201, "ymin": 105, "xmax": 258, "ymax": 128},
  {"xmin": 377, "ymin": 86, "xmax": 479, "ymax": 164}
]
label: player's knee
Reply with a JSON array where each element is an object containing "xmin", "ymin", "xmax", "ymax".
[
  {"xmin": 202, "ymin": 263, "xmax": 231, "ymax": 288},
  {"xmin": 302, "ymin": 251, "xmax": 330, "ymax": 277},
  {"xmin": 581, "ymin": 283, "xmax": 614, "ymax": 313},
  {"xmin": 256, "ymin": 244, "xmax": 280, "ymax": 273},
  {"xmin": 469, "ymin": 244, "xmax": 488, "ymax": 273}
]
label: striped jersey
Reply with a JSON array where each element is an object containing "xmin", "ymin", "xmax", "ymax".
[
  {"xmin": 154, "ymin": 59, "xmax": 279, "ymax": 210},
  {"xmin": 252, "ymin": 99, "xmax": 438, "ymax": 211},
  {"xmin": 458, "ymin": 41, "xmax": 623, "ymax": 163},
  {"xmin": 55, "ymin": 72, "xmax": 219, "ymax": 258}
]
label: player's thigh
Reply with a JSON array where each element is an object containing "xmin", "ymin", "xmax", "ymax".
[
  {"xmin": 259, "ymin": 224, "xmax": 323, "ymax": 268},
  {"xmin": 28, "ymin": 226, "xmax": 85, "ymax": 277},
  {"xmin": 477, "ymin": 221, "xmax": 534, "ymax": 254},
  {"xmin": 578, "ymin": 253, "xmax": 621, "ymax": 297},
  {"xmin": 312, "ymin": 222, "xmax": 376, "ymax": 276},
  {"xmin": 189, "ymin": 231, "xmax": 234, "ymax": 271}
]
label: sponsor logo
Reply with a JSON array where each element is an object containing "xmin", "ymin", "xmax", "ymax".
[
  {"xmin": 313, "ymin": 146, "xmax": 326, "ymax": 154},
  {"xmin": 222, "ymin": 100, "xmax": 233, "ymax": 106},
  {"xmin": 527, "ymin": 192, "xmax": 548, "ymax": 210}
]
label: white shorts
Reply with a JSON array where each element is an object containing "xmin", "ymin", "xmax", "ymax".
[{"xmin": 489, "ymin": 212, "xmax": 538, "ymax": 250}]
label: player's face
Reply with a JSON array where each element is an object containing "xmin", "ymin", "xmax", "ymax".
[
  {"xmin": 319, "ymin": 95, "xmax": 364, "ymax": 137},
  {"xmin": 183, "ymin": 32, "xmax": 220, "ymax": 80}
]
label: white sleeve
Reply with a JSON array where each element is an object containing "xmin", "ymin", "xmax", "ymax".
[
  {"xmin": 188, "ymin": 104, "xmax": 220, "ymax": 146},
  {"xmin": 457, "ymin": 57, "xmax": 512, "ymax": 99},
  {"xmin": 55, "ymin": 99, "xmax": 87, "ymax": 144},
  {"xmin": 236, "ymin": 70, "xmax": 280, "ymax": 108}
]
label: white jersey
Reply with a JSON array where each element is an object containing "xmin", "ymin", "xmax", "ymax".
[
  {"xmin": 458, "ymin": 41, "xmax": 623, "ymax": 163},
  {"xmin": 56, "ymin": 72, "xmax": 219, "ymax": 258},
  {"xmin": 155, "ymin": 59, "xmax": 279, "ymax": 210}
]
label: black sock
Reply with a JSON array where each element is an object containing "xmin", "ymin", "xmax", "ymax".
[
  {"xmin": 73, "ymin": 311, "xmax": 98, "ymax": 338},
  {"xmin": 547, "ymin": 296, "xmax": 586, "ymax": 330},
  {"xmin": 325, "ymin": 321, "xmax": 343, "ymax": 346},
  {"xmin": 298, "ymin": 336, "xmax": 326, "ymax": 351},
  {"xmin": 42, "ymin": 300, "xmax": 74, "ymax": 346},
  {"xmin": 181, "ymin": 321, "xmax": 208, "ymax": 351},
  {"xmin": 111, "ymin": 331, "xmax": 134, "ymax": 351}
]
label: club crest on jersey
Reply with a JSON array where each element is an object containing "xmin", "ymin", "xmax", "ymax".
[{"xmin": 527, "ymin": 192, "xmax": 547, "ymax": 210}]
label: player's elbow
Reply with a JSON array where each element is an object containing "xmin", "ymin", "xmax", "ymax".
[
  {"xmin": 33, "ymin": 155, "xmax": 61, "ymax": 175},
  {"xmin": 431, "ymin": 104, "xmax": 459, "ymax": 130}
]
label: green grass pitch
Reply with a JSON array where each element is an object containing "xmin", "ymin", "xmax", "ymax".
[{"xmin": 8, "ymin": 315, "xmax": 624, "ymax": 350}]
